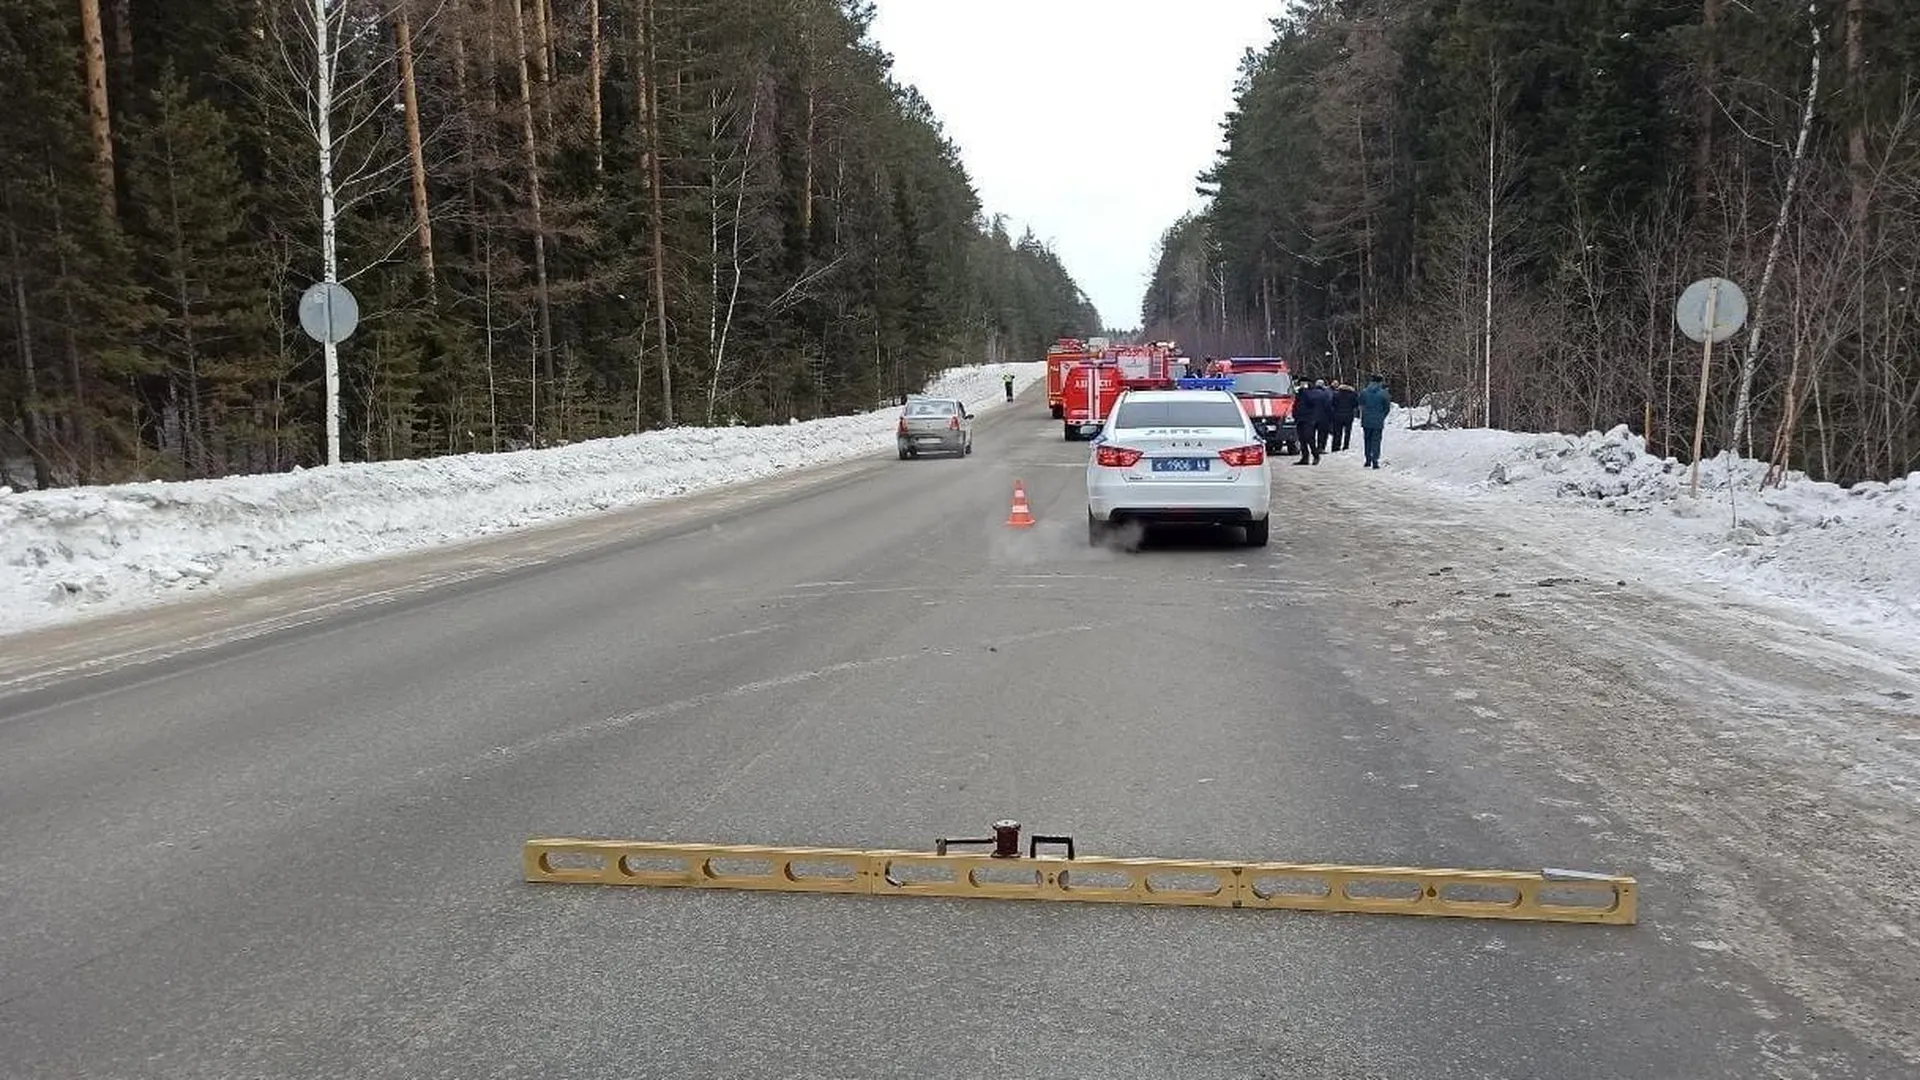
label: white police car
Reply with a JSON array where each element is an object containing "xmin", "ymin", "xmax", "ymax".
[{"xmin": 1083, "ymin": 386, "xmax": 1272, "ymax": 547}]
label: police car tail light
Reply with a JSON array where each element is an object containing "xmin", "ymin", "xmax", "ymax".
[
  {"xmin": 1218, "ymin": 444, "xmax": 1265, "ymax": 467},
  {"xmin": 1095, "ymin": 445, "xmax": 1143, "ymax": 468}
]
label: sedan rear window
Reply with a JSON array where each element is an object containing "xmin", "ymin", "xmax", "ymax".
[
  {"xmin": 905, "ymin": 400, "xmax": 958, "ymax": 417},
  {"xmin": 1109, "ymin": 400, "xmax": 1247, "ymax": 429}
]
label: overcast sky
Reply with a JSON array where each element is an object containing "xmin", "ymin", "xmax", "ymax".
[{"xmin": 866, "ymin": 1, "xmax": 1285, "ymax": 331}]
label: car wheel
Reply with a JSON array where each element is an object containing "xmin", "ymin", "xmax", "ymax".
[
  {"xmin": 1051, "ymin": 404, "xmax": 1063, "ymax": 419},
  {"xmin": 1063, "ymin": 422, "xmax": 1078, "ymax": 442},
  {"xmin": 1244, "ymin": 518, "xmax": 1270, "ymax": 547},
  {"xmin": 897, "ymin": 444, "xmax": 909, "ymax": 460},
  {"xmin": 1087, "ymin": 510, "xmax": 1105, "ymax": 547},
  {"xmin": 964, "ymin": 439, "xmax": 973, "ymax": 456}
]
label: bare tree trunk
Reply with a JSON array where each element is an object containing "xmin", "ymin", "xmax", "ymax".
[
  {"xmin": 1812, "ymin": 372, "xmax": 1831, "ymax": 478},
  {"xmin": 1730, "ymin": 3, "xmax": 1821, "ymax": 456},
  {"xmin": 1695, "ymin": 0, "xmax": 1723, "ymax": 212},
  {"xmin": 708, "ymin": 84, "xmax": 760, "ymax": 424},
  {"xmin": 509, "ymin": 0, "xmax": 555, "ymax": 387},
  {"xmin": 482, "ymin": 0, "xmax": 498, "ymax": 75},
  {"xmin": 1482, "ymin": 62, "xmax": 1497, "ymax": 428},
  {"xmin": 539, "ymin": 0, "xmax": 557, "ymax": 79},
  {"xmin": 1845, "ymin": 0, "xmax": 1869, "ymax": 231},
  {"xmin": 314, "ymin": 0, "xmax": 343, "ymax": 466},
  {"xmin": 589, "ymin": 0, "xmax": 604, "ymax": 175},
  {"xmin": 532, "ymin": 0, "xmax": 555, "ymax": 133},
  {"xmin": 48, "ymin": 173, "xmax": 94, "ymax": 480},
  {"xmin": 449, "ymin": 2, "xmax": 480, "ymax": 264},
  {"xmin": 801, "ymin": 82, "xmax": 815, "ymax": 233},
  {"xmin": 396, "ymin": 5, "xmax": 437, "ymax": 294},
  {"xmin": 79, "ymin": 0, "xmax": 117, "ymax": 221},
  {"xmin": 708, "ymin": 89, "xmax": 719, "ymax": 378},
  {"xmin": 483, "ymin": 230, "xmax": 498, "ymax": 452},
  {"xmin": 107, "ymin": 0, "xmax": 132, "ymax": 98},
  {"xmin": 1764, "ymin": 329, "xmax": 1804, "ymax": 487},
  {"xmin": 639, "ymin": 0, "xmax": 674, "ymax": 424},
  {"xmin": 4, "ymin": 192, "xmax": 54, "ymax": 489},
  {"xmin": 1261, "ymin": 269, "xmax": 1274, "ymax": 351}
]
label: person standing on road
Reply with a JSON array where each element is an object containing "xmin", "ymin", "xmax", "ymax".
[
  {"xmin": 1312, "ymin": 379, "xmax": 1335, "ymax": 457},
  {"xmin": 1293, "ymin": 378, "xmax": 1332, "ymax": 465},
  {"xmin": 1358, "ymin": 374, "xmax": 1394, "ymax": 469},
  {"xmin": 1330, "ymin": 381, "xmax": 1359, "ymax": 451},
  {"xmin": 1002, "ymin": 372, "xmax": 1016, "ymax": 401}
]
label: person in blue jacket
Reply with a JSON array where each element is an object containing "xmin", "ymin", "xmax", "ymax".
[{"xmin": 1358, "ymin": 374, "xmax": 1394, "ymax": 468}]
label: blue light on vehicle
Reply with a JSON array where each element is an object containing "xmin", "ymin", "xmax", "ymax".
[{"xmin": 1175, "ymin": 377, "xmax": 1236, "ymax": 390}]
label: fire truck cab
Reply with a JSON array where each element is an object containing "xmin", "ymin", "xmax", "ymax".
[{"xmin": 1223, "ymin": 358, "xmax": 1298, "ymax": 454}]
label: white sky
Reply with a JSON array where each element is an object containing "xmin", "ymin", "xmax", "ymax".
[{"xmin": 867, "ymin": 1, "xmax": 1285, "ymax": 331}]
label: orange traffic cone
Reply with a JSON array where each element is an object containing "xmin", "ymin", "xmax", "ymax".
[{"xmin": 1005, "ymin": 481, "xmax": 1036, "ymax": 528}]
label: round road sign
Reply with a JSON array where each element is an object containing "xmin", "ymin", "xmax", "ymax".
[
  {"xmin": 1674, "ymin": 277, "xmax": 1747, "ymax": 345},
  {"xmin": 299, "ymin": 281, "xmax": 360, "ymax": 344}
]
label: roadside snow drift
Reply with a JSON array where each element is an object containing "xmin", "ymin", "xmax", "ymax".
[
  {"xmin": 1386, "ymin": 420, "xmax": 1920, "ymax": 639},
  {"xmin": 1, "ymin": 363, "xmax": 1043, "ymax": 634}
]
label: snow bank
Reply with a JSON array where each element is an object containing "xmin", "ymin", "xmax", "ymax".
[
  {"xmin": 1386, "ymin": 420, "xmax": 1920, "ymax": 639},
  {"xmin": 0, "ymin": 363, "xmax": 1043, "ymax": 633}
]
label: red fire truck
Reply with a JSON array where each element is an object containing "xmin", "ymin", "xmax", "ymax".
[
  {"xmin": 1223, "ymin": 357, "xmax": 1299, "ymax": 454},
  {"xmin": 1061, "ymin": 344, "xmax": 1178, "ymax": 440},
  {"xmin": 1044, "ymin": 339, "xmax": 1089, "ymax": 418},
  {"xmin": 1060, "ymin": 361, "xmax": 1125, "ymax": 440}
]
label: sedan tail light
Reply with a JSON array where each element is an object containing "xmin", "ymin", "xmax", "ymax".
[
  {"xmin": 897, "ymin": 417, "xmax": 908, "ymax": 434},
  {"xmin": 948, "ymin": 415, "xmax": 961, "ymax": 430},
  {"xmin": 1095, "ymin": 445, "xmax": 1143, "ymax": 468},
  {"xmin": 1218, "ymin": 444, "xmax": 1265, "ymax": 467}
]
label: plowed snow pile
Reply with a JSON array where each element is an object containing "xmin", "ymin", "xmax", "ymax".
[
  {"xmin": 0, "ymin": 363, "xmax": 1042, "ymax": 633},
  {"xmin": 1389, "ymin": 421, "xmax": 1920, "ymax": 640}
]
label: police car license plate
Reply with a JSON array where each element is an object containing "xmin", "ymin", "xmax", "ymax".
[{"xmin": 1153, "ymin": 458, "xmax": 1211, "ymax": 473}]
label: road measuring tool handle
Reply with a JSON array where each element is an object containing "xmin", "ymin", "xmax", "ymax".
[{"xmin": 524, "ymin": 820, "xmax": 1636, "ymax": 925}]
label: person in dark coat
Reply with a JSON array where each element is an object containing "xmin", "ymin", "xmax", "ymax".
[
  {"xmin": 1292, "ymin": 378, "xmax": 1333, "ymax": 465},
  {"xmin": 1329, "ymin": 382, "xmax": 1359, "ymax": 451},
  {"xmin": 1358, "ymin": 374, "xmax": 1394, "ymax": 468}
]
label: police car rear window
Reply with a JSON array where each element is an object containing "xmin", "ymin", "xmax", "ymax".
[{"xmin": 1110, "ymin": 400, "xmax": 1246, "ymax": 429}]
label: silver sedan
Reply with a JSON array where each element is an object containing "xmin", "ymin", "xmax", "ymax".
[{"xmin": 896, "ymin": 397, "xmax": 974, "ymax": 459}]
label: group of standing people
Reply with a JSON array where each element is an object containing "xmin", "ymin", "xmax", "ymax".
[{"xmin": 1287, "ymin": 375, "xmax": 1394, "ymax": 468}]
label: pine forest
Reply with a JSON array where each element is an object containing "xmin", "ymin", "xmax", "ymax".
[
  {"xmin": 1146, "ymin": 0, "xmax": 1920, "ymax": 484},
  {"xmin": 0, "ymin": 1, "xmax": 1099, "ymax": 487}
]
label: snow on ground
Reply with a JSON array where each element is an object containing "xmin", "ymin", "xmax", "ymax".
[
  {"xmin": 0, "ymin": 363, "xmax": 1043, "ymax": 634},
  {"xmin": 1381, "ymin": 413, "xmax": 1920, "ymax": 646}
]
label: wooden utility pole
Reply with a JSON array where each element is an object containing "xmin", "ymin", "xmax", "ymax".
[{"xmin": 396, "ymin": 5, "xmax": 437, "ymax": 292}]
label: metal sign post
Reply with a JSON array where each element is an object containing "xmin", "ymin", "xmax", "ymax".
[
  {"xmin": 1674, "ymin": 277, "xmax": 1748, "ymax": 497},
  {"xmin": 298, "ymin": 281, "xmax": 360, "ymax": 466}
]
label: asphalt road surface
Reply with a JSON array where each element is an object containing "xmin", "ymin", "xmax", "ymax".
[{"xmin": 4, "ymin": 391, "xmax": 1917, "ymax": 1079}]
